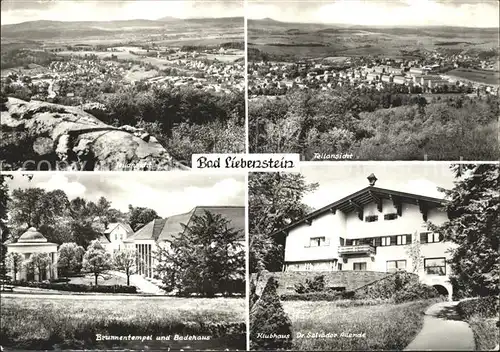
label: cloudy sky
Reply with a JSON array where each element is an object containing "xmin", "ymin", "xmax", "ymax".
[
  {"xmin": 4, "ymin": 172, "xmax": 245, "ymax": 217},
  {"xmin": 1, "ymin": 0, "xmax": 243, "ymax": 25},
  {"xmin": 248, "ymin": 0, "xmax": 499, "ymax": 27},
  {"xmin": 298, "ymin": 163, "xmax": 458, "ymax": 210}
]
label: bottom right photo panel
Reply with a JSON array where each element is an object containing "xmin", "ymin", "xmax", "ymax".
[{"xmin": 249, "ymin": 163, "xmax": 499, "ymax": 351}]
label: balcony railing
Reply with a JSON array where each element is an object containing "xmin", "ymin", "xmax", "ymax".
[{"xmin": 338, "ymin": 244, "xmax": 376, "ymax": 256}]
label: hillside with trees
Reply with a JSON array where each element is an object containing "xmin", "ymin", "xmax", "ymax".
[{"xmin": 249, "ymin": 89, "xmax": 499, "ymax": 160}]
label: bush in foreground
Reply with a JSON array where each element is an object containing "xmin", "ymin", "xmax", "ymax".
[
  {"xmin": 457, "ymin": 296, "xmax": 499, "ymax": 350},
  {"xmin": 250, "ymin": 276, "xmax": 293, "ymax": 350}
]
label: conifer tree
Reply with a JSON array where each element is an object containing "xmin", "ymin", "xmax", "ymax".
[
  {"xmin": 250, "ymin": 276, "xmax": 293, "ymax": 350},
  {"xmin": 431, "ymin": 164, "xmax": 499, "ymax": 297},
  {"xmin": 157, "ymin": 210, "xmax": 244, "ymax": 297}
]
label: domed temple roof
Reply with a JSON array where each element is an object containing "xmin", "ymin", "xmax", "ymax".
[{"xmin": 18, "ymin": 227, "xmax": 48, "ymax": 243}]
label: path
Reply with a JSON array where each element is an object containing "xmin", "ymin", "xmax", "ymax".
[
  {"xmin": 109, "ymin": 270, "xmax": 165, "ymax": 295},
  {"xmin": 405, "ymin": 301, "xmax": 475, "ymax": 351}
]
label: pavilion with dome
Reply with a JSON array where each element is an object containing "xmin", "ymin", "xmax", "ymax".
[{"xmin": 5, "ymin": 227, "xmax": 58, "ymax": 281}]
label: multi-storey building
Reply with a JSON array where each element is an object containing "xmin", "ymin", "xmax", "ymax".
[
  {"xmin": 124, "ymin": 206, "xmax": 245, "ymax": 278},
  {"xmin": 97, "ymin": 222, "xmax": 134, "ymax": 254},
  {"xmin": 274, "ymin": 174, "xmax": 455, "ymax": 299}
]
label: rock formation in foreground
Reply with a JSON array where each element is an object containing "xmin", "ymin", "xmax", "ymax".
[{"xmin": 1, "ymin": 97, "xmax": 188, "ymax": 171}]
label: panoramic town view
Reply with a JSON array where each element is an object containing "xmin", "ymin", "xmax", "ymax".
[
  {"xmin": 0, "ymin": 172, "xmax": 246, "ymax": 350},
  {"xmin": 0, "ymin": 0, "xmax": 244, "ymax": 170},
  {"xmin": 249, "ymin": 163, "xmax": 499, "ymax": 351},
  {"xmin": 248, "ymin": 0, "xmax": 500, "ymax": 160}
]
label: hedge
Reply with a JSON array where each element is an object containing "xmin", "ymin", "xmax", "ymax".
[
  {"xmin": 457, "ymin": 296, "xmax": 499, "ymax": 319},
  {"xmin": 10, "ymin": 281, "xmax": 137, "ymax": 294},
  {"xmin": 281, "ymin": 291, "xmax": 355, "ymax": 301}
]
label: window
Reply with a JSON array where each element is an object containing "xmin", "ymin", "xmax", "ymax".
[
  {"xmin": 396, "ymin": 235, "xmax": 407, "ymax": 245},
  {"xmin": 338, "ymin": 263, "xmax": 342, "ymax": 271},
  {"xmin": 352, "ymin": 239, "xmax": 360, "ymax": 246},
  {"xmin": 381, "ymin": 237, "xmax": 391, "ymax": 246},
  {"xmin": 353, "ymin": 262, "xmax": 367, "ymax": 271},
  {"xmin": 310, "ymin": 236, "xmax": 326, "ymax": 247},
  {"xmin": 387, "ymin": 260, "xmax": 407, "ymax": 272},
  {"xmin": 428, "ymin": 232, "xmax": 441, "ymax": 243},
  {"xmin": 420, "ymin": 232, "xmax": 442, "ymax": 243},
  {"xmin": 305, "ymin": 262, "xmax": 312, "ymax": 271},
  {"xmin": 424, "ymin": 258, "xmax": 446, "ymax": 275},
  {"xmin": 365, "ymin": 215, "xmax": 378, "ymax": 222},
  {"xmin": 384, "ymin": 213, "xmax": 398, "ymax": 220}
]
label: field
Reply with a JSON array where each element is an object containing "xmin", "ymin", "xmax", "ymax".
[
  {"xmin": 283, "ymin": 299, "xmax": 437, "ymax": 350},
  {"xmin": 248, "ymin": 19, "xmax": 499, "ymax": 59},
  {"xmin": 0, "ymin": 295, "xmax": 246, "ymax": 350},
  {"xmin": 446, "ymin": 68, "xmax": 500, "ymax": 86}
]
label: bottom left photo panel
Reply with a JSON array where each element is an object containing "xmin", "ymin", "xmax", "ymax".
[{"xmin": 0, "ymin": 172, "xmax": 247, "ymax": 351}]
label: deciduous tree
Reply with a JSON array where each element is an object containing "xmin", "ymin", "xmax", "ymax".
[
  {"xmin": 113, "ymin": 249, "xmax": 136, "ymax": 286},
  {"xmin": 82, "ymin": 240, "xmax": 112, "ymax": 286},
  {"xmin": 57, "ymin": 242, "xmax": 85, "ymax": 279},
  {"xmin": 249, "ymin": 173, "xmax": 318, "ymax": 273}
]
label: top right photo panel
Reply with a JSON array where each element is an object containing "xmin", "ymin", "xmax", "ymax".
[{"xmin": 247, "ymin": 0, "xmax": 500, "ymax": 161}]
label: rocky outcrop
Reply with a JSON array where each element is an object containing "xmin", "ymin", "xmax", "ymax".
[{"xmin": 0, "ymin": 98, "xmax": 188, "ymax": 171}]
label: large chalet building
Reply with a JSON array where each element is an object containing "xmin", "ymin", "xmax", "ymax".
[{"xmin": 275, "ymin": 174, "xmax": 455, "ymax": 299}]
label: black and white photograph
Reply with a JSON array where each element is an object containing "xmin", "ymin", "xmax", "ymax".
[
  {"xmin": 0, "ymin": 0, "xmax": 244, "ymax": 171},
  {"xmin": 0, "ymin": 172, "xmax": 246, "ymax": 350},
  {"xmin": 249, "ymin": 163, "xmax": 499, "ymax": 350},
  {"xmin": 247, "ymin": 0, "xmax": 500, "ymax": 160}
]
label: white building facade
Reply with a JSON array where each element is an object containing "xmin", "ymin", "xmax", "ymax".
[
  {"xmin": 6, "ymin": 227, "xmax": 58, "ymax": 281},
  {"xmin": 278, "ymin": 175, "xmax": 454, "ymax": 299}
]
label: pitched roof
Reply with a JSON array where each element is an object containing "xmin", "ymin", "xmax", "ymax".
[
  {"xmin": 128, "ymin": 206, "xmax": 244, "ymax": 242},
  {"xmin": 104, "ymin": 222, "xmax": 133, "ymax": 234},
  {"xmin": 272, "ymin": 186, "xmax": 446, "ymax": 236},
  {"xmin": 97, "ymin": 234, "xmax": 111, "ymax": 244}
]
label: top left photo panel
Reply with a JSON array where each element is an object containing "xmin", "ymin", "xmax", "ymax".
[{"xmin": 1, "ymin": 0, "xmax": 245, "ymax": 171}]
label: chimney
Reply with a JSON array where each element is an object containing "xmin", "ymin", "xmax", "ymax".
[{"xmin": 367, "ymin": 173, "xmax": 378, "ymax": 186}]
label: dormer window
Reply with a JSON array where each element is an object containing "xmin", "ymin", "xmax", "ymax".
[
  {"xmin": 365, "ymin": 215, "xmax": 378, "ymax": 223},
  {"xmin": 384, "ymin": 213, "xmax": 398, "ymax": 220}
]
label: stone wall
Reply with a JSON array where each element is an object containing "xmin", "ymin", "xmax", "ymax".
[{"xmin": 252, "ymin": 271, "xmax": 390, "ymax": 296}]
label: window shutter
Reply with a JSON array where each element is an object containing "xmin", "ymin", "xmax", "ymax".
[
  {"xmin": 390, "ymin": 235, "xmax": 397, "ymax": 245},
  {"xmin": 375, "ymin": 237, "xmax": 382, "ymax": 247},
  {"xmin": 406, "ymin": 234, "xmax": 412, "ymax": 244},
  {"xmin": 420, "ymin": 233, "xmax": 428, "ymax": 243},
  {"xmin": 340, "ymin": 237, "xmax": 345, "ymax": 246}
]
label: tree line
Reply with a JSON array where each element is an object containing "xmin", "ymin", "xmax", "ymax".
[{"xmin": 249, "ymin": 89, "xmax": 499, "ymax": 160}]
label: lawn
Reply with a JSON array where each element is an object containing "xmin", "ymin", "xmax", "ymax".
[
  {"xmin": 447, "ymin": 68, "xmax": 500, "ymax": 85},
  {"xmin": 66, "ymin": 273, "xmax": 128, "ymax": 286},
  {"xmin": 283, "ymin": 299, "xmax": 437, "ymax": 350},
  {"xmin": 0, "ymin": 295, "xmax": 246, "ymax": 350}
]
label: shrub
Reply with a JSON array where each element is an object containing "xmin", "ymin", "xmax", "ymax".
[
  {"xmin": 393, "ymin": 282, "xmax": 439, "ymax": 303},
  {"xmin": 293, "ymin": 274, "xmax": 326, "ymax": 294},
  {"xmin": 281, "ymin": 292, "xmax": 342, "ymax": 301},
  {"xmin": 457, "ymin": 296, "xmax": 499, "ymax": 319},
  {"xmin": 354, "ymin": 271, "xmax": 419, "ymax": 300},
  {"xmin": 10, "ymin": 281, "xmax": 137, "ymax": 294},
  {"xmin": 250, "ymin": 276, "xmax": 293, "ymax": 350}
]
